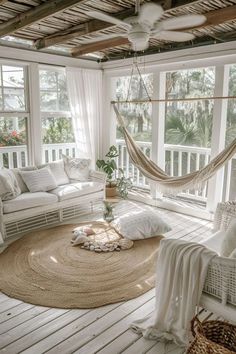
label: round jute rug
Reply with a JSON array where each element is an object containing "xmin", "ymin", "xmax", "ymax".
[{"xmin": 0, "ymin": 222, "xmax": 162, "ymax": 309}]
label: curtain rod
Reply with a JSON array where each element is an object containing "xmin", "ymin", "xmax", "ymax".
[{"xmin": 111, "ymin": 96, "xmax": 236, "ymax": 104}]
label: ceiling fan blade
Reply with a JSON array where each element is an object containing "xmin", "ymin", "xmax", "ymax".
[
  {"xmin": 78, "ymin": 33, "xmax": 127, "ymax": 44},
  {"xmin": 87, "ymin": 11, "xmax": 131, "ymax": 29},
  {"xmin": 152, "ymin": 30, "xmax": 195, "ymax": 42},
  {"xmin": 160, "ymin": 14, "xmax": 206, "ymax": 31},
  {"xmin": 139, "ymin": 2, "xmax": 164, "ymax": 26}
]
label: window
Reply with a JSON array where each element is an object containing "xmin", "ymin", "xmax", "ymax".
[
  {"xmin": 164, "ymin": 67, "xmax": 215, "ymax": 201},
  {"xmin": 114, "ymin": 73, "xmax": 153, "ymax": 188},
  {"xmin": 39, "ymin": 67, "xmax": 75, "ymax": 163},
  {"xmin": 0, "ymin": 64, "xmax": 28, "ymax": 168}
]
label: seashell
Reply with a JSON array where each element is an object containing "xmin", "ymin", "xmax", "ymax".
[
  {"xmin": 118, "ymin": 239, "xmax": 134, "ymax": 250},
  {"xmin": 95, "ymin": 248, "xmax": 102, "ymax": 253},
  {"xmin": 84, "ymin": 242, "xmax": 89, "ymax": 247},
  {"xmin": 71, "ymin": 235, "xmax": 89, "ymax": 246},
  {"xmin": 90, "ymin": 245, "xmax": 95, "ymax": 251}
]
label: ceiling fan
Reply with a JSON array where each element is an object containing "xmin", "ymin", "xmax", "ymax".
[{"xmin": 85, "ymin": 2, "xmax": 206, "ymax": 51}]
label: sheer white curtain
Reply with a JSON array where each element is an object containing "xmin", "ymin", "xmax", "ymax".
[{"xmin": 66, "ymin": 67, "xmax": 102, "ymax": 167}]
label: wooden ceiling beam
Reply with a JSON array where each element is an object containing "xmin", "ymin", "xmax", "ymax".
[
  {"xmin": 34, "ymin": 0, "xmax": 179, "ymax": 49},
  {"xmin": 71, "ymin": 4, "xmax": 236, "ymax": 57},
  {"xmin": 71, "ymin": 37, "xmax": 129, "ymax": 56},
  {"xmin": 35, "ymin": 2, "xmax": 236, "ymax": 51},
  {"xmin": 0, "ymin": 0, "xmax": 87, "ymax": 37}
]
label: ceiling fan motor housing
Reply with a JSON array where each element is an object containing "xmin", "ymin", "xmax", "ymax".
[{"xmin": 126, "ymin": 20, "xmax": 150, "ymax": 51}]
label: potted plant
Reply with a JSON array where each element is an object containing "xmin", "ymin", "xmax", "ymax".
[{"xmin": 96, "ymin": 145, "xmax": 133, "ymax": 198}]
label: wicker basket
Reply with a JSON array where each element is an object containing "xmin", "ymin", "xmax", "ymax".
[{"xmin": 187, "ymin": 316, "xmax": 236, "ymax": 354}]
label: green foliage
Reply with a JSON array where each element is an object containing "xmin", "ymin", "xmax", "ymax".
[
  {"xmin": 42, "ymin": 117, "xmax": 75, "ymax": 144},
  {"xmin": 96, "ymin": 145, "xmax": 133, "ymax": 198},
  {"xmin": 116, "ymin": 168, "xmax": 133, "ymax": 199},
  {"xmin": 96, "ymin": 145, "xmax": 119, "ymax": 183}
]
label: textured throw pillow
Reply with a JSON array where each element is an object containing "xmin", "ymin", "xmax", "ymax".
[
  {"xmin": 20, "ymin": 167, "xmax": 58, "ymax": 193},
  {"xmin": 38, "ymin": 160, "xmax": 69, "ymax": 186},
  {"xmin": 0, "ymin": 169, "xmax": 21, "ymax": 201},
  {"xmin": 111, "ymin": 209, "xmax": 171, "ymax": 240},
  {"xmin": 62, "ymin": 155, "xmax": 91, "ymax": 181},
  {"xmin": 220, "ymin": 219, "xmax": 236, "ymax": 257},
  {"xmin": 12, "ymin": 166, "xmax": 37, "ymax": 193}
]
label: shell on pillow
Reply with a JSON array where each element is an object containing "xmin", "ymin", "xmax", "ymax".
[{"xmin": 118, "ymin": 238, "xmax": 134, "ymax": 250}]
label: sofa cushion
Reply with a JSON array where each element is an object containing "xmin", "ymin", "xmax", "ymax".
[
  {"xmin": 38, "ymin": 160, "xmax": 69, "ymax": 186},
  {"xmin": 49, "ymin": 181, "xmax": 103, "ymax": 201},
  {"xmin": 0, "ymin": 169, "xmax": 21, "ymax": 201},
  {"xmin": 3, "ymin": 192, "xmax": 58, "ymax": 214},
  {"xmin": 20, "ymin": 167, "xmax": 58, "ymax": 192},
  {"xmin": 11, "ymin": 166, "xmax": 37, "ymax": 193},
  {"xmin": 62, "ymin": 155, "xmax": 91, "ymax": 181}
]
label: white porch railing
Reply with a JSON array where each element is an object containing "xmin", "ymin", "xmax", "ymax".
[
  {"xmin": 116, "ymin": 139, "xmax": 211, "ymax": 202},
  {"xmin": 0, "ymin": 143, "xmax": 77, "ymax": 168}
]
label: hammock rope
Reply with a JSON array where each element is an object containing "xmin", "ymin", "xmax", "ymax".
[{"xmin": 113, "ymin": 104, "xmax": 236, "ymax": 194}]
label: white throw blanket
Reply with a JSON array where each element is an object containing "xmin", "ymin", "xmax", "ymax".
[{"xmin": 131, "ymin": 238, "xmax": 217, "ymax": 347}]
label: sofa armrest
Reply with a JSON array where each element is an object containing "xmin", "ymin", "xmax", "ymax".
[{"xmin": 89, "ymin": 170, "xmax": 107, "ymax": 184}]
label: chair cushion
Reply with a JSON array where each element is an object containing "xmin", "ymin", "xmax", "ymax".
[
  {"xmin": 200, "ymin": 230, "xmax": 224, "ymax": 254},
  {"xmin": 221, "ymin": 218, "xmax": 236, "ymax": 257},
  {"xmin": 3, "ymin": 192, "xmax": 58, "ymax": 214},
  {"xmin": 49, "ymin": 181, "xmax": 104, "ymax": 201},
  {"xmin": 38, "ymin": 160, "xmax": 69, "ymax": 186}
]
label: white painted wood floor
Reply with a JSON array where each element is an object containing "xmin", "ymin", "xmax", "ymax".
[{"xmin": 0, "ymin": 201, "xmax": 219, "ymax": 354}]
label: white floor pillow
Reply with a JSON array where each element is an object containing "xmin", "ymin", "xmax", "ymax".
[{"xmin": 111, "ymin": 209, "xmax": 171, "ymax": 240}]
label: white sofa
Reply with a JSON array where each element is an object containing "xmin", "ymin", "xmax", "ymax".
[{"xmin": 0, "ymin": 160, "xmax": 106, "ymax": 243}]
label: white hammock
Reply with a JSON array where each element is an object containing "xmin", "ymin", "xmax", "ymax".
[{"xmin": 113, "ymin": 104, "xmax": 236, "ymax": 194}]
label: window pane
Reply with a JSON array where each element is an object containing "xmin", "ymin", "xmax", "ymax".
[
  {"xmin": 0, "ymin": 116, "xmax": 28, "ymax": 168},
  {"xmin": 165, "ymin": 99, "xmax": 213, "ymax": 148},
  {"xmin": 39, "ymin": 70, "xmax": 57, "ymax": 90},
  {"xmin": 3, "ymin": 88, "xmax": 25, "ymax": 111},
  {"xmin": 40, "ymin": 91, "xmax": 57, "ymax": 111},
  {"xmin": 42, "ymin": 117, "xmax": 75, "ymax": 163},
  {"xmin": 39, "ymin": 69, "xmax": 69, "ymax": 112},
  {"xmin": 166, "ymin": 67, "xmax": 215, "ymax": 99},
  {"xmin": 226, "ymin": 64, "xmax": 236, "ymax": 146},
  {"xmin": 114, "ymin": 74, "xmax": 153, "ymax": 189},
  {"xmin": 2, "ymin": 66, "xmax": 24, "ymax": 88}
]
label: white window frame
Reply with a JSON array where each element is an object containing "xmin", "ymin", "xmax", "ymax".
[{"xmin": 0, "ymin": 62, "xmax": 31, "ymax": 167}]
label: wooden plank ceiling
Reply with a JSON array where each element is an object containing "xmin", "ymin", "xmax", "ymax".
[{"xmin": 0, "ymin": 0, "xmax": 235, "ymax": 61}]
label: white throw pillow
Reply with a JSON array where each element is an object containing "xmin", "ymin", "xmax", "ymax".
[
  {"xmin": 12, "ymin": 166, "xmax": 37, "ymax": 193},
  {"xmin": 38, "ymin": 160, "xmax": 69, "ymax": 186},
  {"xmin": 0, "ymin": 169, "xmax": 21, "ymax": 201},
  {"xmin": 111, "ymin": 209, "xmax": 171, "ymax": 240},
  {"xmin": 20, "ymin": 167, "xmax": 58, "ymax": 193},
  {"xmin": 220, "ymin": 218, "xmax": 236, "ymax": 257},
  {"xmin": 62, "ymin": 155, "xmax": 90, "ymax": 181},
  {"xmin": 229, "ymin": 248, "xmax": 236, "ymax": 258}
]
